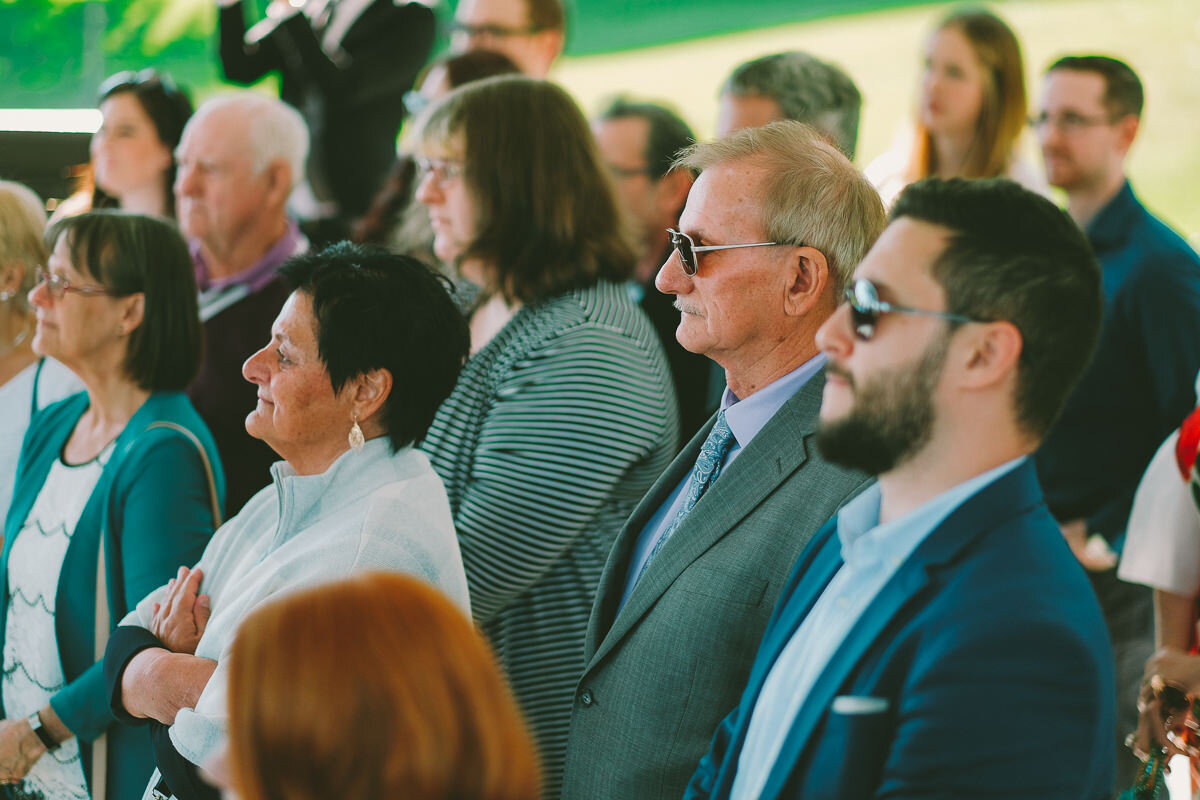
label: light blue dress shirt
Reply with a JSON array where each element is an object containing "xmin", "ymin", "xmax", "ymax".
[
  {"xmin": 730, "ymin": 455, "xmax": 1026, "ymax": 799},
  {"xmin": 618, "ymin": 355, "xmax": 828, "ymax": 610}
]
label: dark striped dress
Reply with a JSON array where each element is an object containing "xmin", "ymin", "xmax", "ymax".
[{"xmin": 423, "ymin": 280, "xmax": 680, "ymax": 796}]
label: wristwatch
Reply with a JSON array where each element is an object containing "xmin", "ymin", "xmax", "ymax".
[{"xmin": 26, "ymin": 711, "xmax": 59, "ymax": 752}]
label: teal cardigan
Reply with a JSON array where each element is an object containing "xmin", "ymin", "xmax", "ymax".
[{"xmin": 0, "ymin": 391, "xmax": 225, "ymax": 800}]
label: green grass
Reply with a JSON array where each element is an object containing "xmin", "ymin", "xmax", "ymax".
[{"xmin": 553, "ymin": 0, "xmax": 1200, "ymax": 244}]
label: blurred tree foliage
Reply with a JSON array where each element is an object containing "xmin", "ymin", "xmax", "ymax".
[{"xmin": 2, "ymin": 0, "xmax": 230, "ymax": 107}]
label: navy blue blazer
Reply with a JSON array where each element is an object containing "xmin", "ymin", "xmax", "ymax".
[{"xmin": 685, "ymin": 460, "xmax": 1115, "ymax": 800}]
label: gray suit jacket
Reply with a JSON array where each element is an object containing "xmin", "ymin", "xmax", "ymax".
[{"xmin": 560, "ymin": 368, "xmax": 871, "ymax": 800}]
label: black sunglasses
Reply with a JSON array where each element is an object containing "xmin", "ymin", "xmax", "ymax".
[
  {"xmin": 844, "ymin": 278, "xmax": 980, "ymax": 341},
  {"xmin": 666, "ymin": 228, "xmax": 784, "ymax": 276}
]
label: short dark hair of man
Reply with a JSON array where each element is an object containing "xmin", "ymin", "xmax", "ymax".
[
  {"xmin": 45, "ymin": 211, "xmax": 202, "ymax": 391},
  {"xmin": 723, "ymin": 51, "xmax": 862, "ymax": 160},
  {"xmin": 891, "ymin": 177, "xmax": 1102, "ymax": 439},
  {"xmin": 596, "ymin": 97, "xmax": 695, "ymax": 180},
  {"xmin": 413, "ymin": 75, "xmax": 636, "ymax": 305},
  {"xmin": 280, "ymin": 243, "xmax": 469, "ymax": 451},
  {"xmin": 1047, "ymin": 55, "xmax": 1144, "ymax": 119},
  {"xmin": 526, "ymin": 0, "xmax": 565, "ymax": 32}
]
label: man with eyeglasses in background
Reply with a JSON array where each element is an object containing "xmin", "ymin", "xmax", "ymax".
[
  {"xmin": 560, "ymin": 121, "xmax": 882, "ymax": 800},
  {"xmin": 1032, "ymin": 55, "xmax": 1200, "ymax": 792},
  {"xmin": 450, "ymin": 0, "xmax": 564, "ymax": 78},
  {"xmin": 591, "ymin": 97, "xmax": 713, "ymax": 444},
  {"xmin": 685, "ymin": 177, "xmax": 1114, "ymax": 800}
]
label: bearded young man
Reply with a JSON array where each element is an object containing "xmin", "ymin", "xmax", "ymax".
[{"xmin": 684, "ymin": 177, "xmax": 1116, "ymax": 800}]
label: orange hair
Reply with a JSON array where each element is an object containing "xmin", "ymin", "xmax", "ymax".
[
  {"xmin": 909, "ymin": 7, "xmax": 1028, "ymax": 181},
  {"xmin": 227, "ymin": 573, "xmax": 541, "ymax": 800}
]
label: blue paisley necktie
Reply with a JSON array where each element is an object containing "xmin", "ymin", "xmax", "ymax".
[{"xmin": 634, "ymin": 410, "xmax": 736, "ymax": 586}]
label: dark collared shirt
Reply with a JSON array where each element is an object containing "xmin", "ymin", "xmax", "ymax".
[{"xmin": 1036, "ymin": 180, "xmax": 1200, "ymax": 543}]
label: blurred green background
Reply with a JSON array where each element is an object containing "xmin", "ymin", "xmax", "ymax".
[{"xmin": 2, "ymin": 0, "xmax": 1197, "ymax": 240}]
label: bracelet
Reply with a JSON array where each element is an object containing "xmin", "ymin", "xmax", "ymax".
[{"xmin": 26, "ymin": 711, "xmax": 59, "ymax": 752}]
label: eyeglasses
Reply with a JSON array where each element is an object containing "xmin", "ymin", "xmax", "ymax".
[
  {"xmin": 666, "ymin": 228, "xmax": 783, "ymax": 276},
  {"xmin": 448, "ymin": 21, "xmax": 545, "ymax": 40},
  {"xmin": 1027, "ymin": 111, "xmax": 1119, "ymax": 134},
  {"xmin": 35, "ymin": 268, "xmax": 116, "ymax": 300},
  {"xmin": 415, "ymin": 157, "xmax": 464, "ymax": 184},
  {"xmin": 843, "ymin": 277, "xmax": 980, "ymax": 341}
]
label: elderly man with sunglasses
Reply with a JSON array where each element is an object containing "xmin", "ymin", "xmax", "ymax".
[
  {"xmin": 684, "ymin": 177, "xmax": 1115, "ymax": 800},
  {"xmin": 560, "ymin": 121, "xmax": 883, "ymax": 800}
]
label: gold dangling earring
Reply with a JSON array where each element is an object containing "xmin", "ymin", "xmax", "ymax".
[{"xmin": 348, "ymin": 412, "xmax": 365, "ymax": 452}]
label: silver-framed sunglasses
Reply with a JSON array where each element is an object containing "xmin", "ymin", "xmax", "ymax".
[{"xmin": 666, "ymin": 228, "xmax": 784, "ymax": 276}]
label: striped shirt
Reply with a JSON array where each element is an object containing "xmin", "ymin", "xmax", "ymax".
[{"xmin": 423, "ymin": 280, "xmax": 680, "ymax": 795}]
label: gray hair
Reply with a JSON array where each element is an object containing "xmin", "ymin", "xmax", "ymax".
[
  {"xmin": 0, "ymin": 180, "xmax": 48, "ymax": 308},
  {"xmin": 723, "ymin": 51, "xmax": 862, "ymax": 160},
  {"xmin": 676, "ymin": 121, "xmax": 885, "ymax": 292},
  {"xmin": 189, "ymin": 93, "xmax": 309, "ymax": 188}
]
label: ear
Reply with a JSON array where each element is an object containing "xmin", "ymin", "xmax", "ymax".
[
  {"xmin": 119, "ymin": 293, "xmax": 145, "ymax": 336},
  {"xmin": 263, "ymin": 159, "xmax": 293, "ymax": 210},
  {"xmin": 1115, "ymin": 114, "xmax": 1139, "ymax": 155},
  {"xmin": 350, "ymin": 367, "xmax": 393, "ymax": 426},
  {"xmin": 537, "ymin": 29, "xmax": 565, "ymax": 68},
  {"xmin": 955, "ymin": 320, "xmax": 1023, "ymax": 390},
  {"xmin": 0, "ymin": 262, "xmax": 25, "ymax": 297},
  {"xmin": 783, "ymin": 246, "xmax": 830, "ymax": 318}
]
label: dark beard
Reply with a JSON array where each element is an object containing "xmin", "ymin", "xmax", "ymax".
[{"xmin": 816, "ymin": 331, "xmax": 950, "ymax": 477}]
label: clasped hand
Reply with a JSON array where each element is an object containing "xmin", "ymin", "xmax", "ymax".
[
  {"xmin": 1129, "ymin": 648, "xmax": 1200, "ymax": 766},
  {"xmin": 151, "ymin": 566, "xmax": 210, "ymax": 654}
]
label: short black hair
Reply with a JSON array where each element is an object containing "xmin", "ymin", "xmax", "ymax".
[
  {"xmin": 596, "ymin": 97, "xmax": 695, "ymax": 180},
  {"xmin": 45, "ymin": 211, "xmax": 202, "ymax": 391},
  {"xmin": 1047, "ymin": 55, "xmax": 1143, "ymax": 120},
  {"xmin": 891, "ymin": 178, "xmax": 1102, "ymax": 439},
  {"xmin": 280, "ymin": 243, "xmax": 469, "ymax": 451}
]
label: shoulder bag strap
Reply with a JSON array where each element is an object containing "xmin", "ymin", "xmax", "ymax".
[
  {"xmin": 90, "ymin": 421, "xmax": 222, "ymax": 800},
  {"xmin": 144, "ymin": 421, "xmax": 223, "ymax": 530},
  {"xmin": 93, "ymin": 535, "xmax": 109, "ymax": 800}
]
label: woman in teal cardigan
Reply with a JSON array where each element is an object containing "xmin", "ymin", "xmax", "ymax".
[{"xmin": 0, "ymin": 212, "xmax": 223, "ymax": 800}]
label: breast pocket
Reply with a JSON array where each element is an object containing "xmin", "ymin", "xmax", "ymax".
[
  {"xmin": 805, "ymin": 696, "xmax": 894, "ymax": 800},
  {"xmin": 677, "ymin": 565, "xmax": 768, "ymax": 607}
]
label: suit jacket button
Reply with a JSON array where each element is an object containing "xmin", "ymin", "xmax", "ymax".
[{"xmin": 580, "ymin": 688, "xmax": 594, "ymax": 706}]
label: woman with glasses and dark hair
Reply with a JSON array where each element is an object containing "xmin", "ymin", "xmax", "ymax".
[
  {"xmin": 0, "ymin": 212, "xmax": 222, "ymax": 800},
  {"xmin": 351, "ymin": 49, "xmax": 520, "ymax": 253},
  {"xmin": 105, "ymin": 244, "xmax": 470, "ymax": 800},
  {"xmin": 866, "ymin": 7, "xmax": 1047, "ymax": 206},
  {"xmin": 412, "ymin": 75, "xmax": 679, "ymax": 794}
]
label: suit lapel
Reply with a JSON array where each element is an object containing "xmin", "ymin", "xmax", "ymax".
[
  {"xmin": 587, "ymin": 372, "xmax": 826, "ymax": 670},
  {"xmin": 758, "ymin": 460, "xmax": 1045, "ymax": 800},
  {"xmin": 585, "ymin": 415, "xmax": 715, "ymax": 659}
]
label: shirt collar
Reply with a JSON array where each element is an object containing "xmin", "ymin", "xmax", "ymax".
[
  {"xmin": 720, "ymin": 354, "xmax": 827, "ymax": 450},
  {"xmin": 1085, "ymin": 179, "xmax": 1138, "ymax": 252},
  {"xmin": 836, "ymin": 456, "xmax": 1027, "ymax": 567},
  {"xmin": 192, "ymin": 220, "xmax": 305, "ymax": 292}
]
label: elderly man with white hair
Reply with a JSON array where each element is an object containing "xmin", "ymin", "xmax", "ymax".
[{"xmin": 177, "ymin": 92, "xmax": 310, "ymax": 515}]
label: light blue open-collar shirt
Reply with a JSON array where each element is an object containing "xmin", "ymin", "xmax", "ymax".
[
  {"xmin": 618, "ymin": 354, "xmax": 828, "ymax": 610},
  {"xmin": 729, "ymin": 455, "xmax": 1027, "ymax": 799}
]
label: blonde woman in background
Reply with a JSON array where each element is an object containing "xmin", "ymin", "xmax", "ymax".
[
  {"xmin": 866, "ymin": 7, "xmax": 1048, "ymax": 206},
  {"xmin": 0, "ymin": 181, "xmax": 81, "ymax": 524}
]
